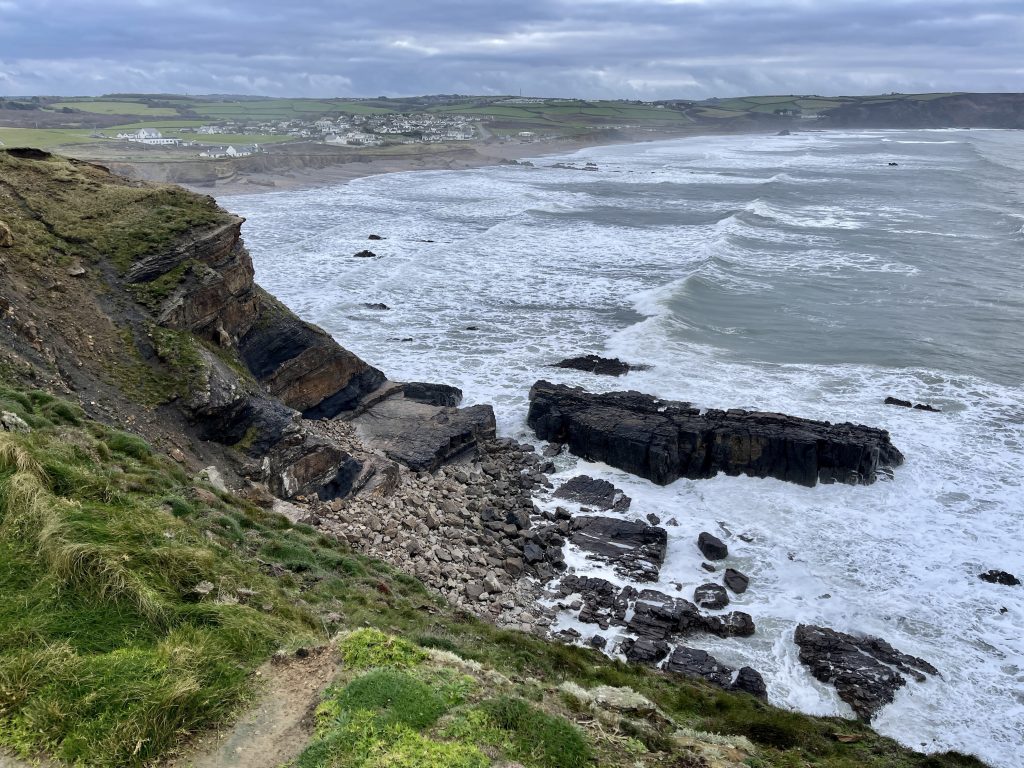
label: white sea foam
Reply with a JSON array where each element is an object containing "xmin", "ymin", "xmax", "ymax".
[{"xmin": 223, "ymin": 128, "xmax": 1024, "ymax": 767}]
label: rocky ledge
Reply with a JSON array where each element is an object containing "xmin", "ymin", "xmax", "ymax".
[
  {"xmin": 794, "ymin": 624, "xmax": 938, "ymax": 721},
  {"xmin": 528, "ymin": 380, "xmax": 904, "ymax": 487}
]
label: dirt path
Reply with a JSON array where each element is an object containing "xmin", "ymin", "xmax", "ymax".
[{"xmin": 164, "ymin": 645, "xmax": 339, "ymax": 768}]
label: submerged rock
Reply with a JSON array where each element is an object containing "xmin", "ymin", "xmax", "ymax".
[
  {"xmin": 528, "ymin": 380, "xmax": 904, "ymax": 487},
  {"xmin": 553, "ymin": 474, "xmax": 631, "ymax": 511},
  {"xmin": 794, "ymin": 624, "xmax": 938, "ymax": 721},
  {"xmin": 553, "ymin": 354, "xmax": 648, "ymax": 377},
  {"xmin": 979, "ymin": 570, "xmax": 1021, "ymax": 586}
]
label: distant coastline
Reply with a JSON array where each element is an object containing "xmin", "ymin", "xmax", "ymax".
[{"xmin": 102, "ymin": 127, "xmax": 735, "ymax": 197}]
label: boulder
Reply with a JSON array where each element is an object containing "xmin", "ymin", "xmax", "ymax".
[
  {"xmin": 527, "ymin": 381, "xmax": 904, "ymax": 487},
  {"xmin": 733, "ymin": 666, "xmax": 768, "ymax": 699},
  {"xmin": 349, "ymin": 394, "xmax": 496, "ymax": 473},
  {"xmin": 553, "ymin": 354, "xmax": 648, "ymax": 377},
  {"xmin": 694, "ymin": 583, "xmax": 729, "ymax": 610},
  {"xmin": 364, "ymin": 302, "xmax": 390, "ymax": 310},
  {"xmin": 367, "ymin": 234, "xmax": 385, "ymax": 240},
  {"xmin": 665, "ymin": 646, "xmax": 734, "ymax": 688},
  {"xmin": 570, "ymin": 515, "xmax": 668, "ymax": 581},
  {"xmin": 0, "ymin": 410, "xmax": 30, "ymax": 433},
  {"xmin": 724, "ymin": 568, "xmax": 750, "ymax": 594},
  {"xmin": 401, "ymin": 382, "xmax": 463, "ymax": 407},
  {"xmin": 665, "ymin": 647, "xmax": 768, "ymax": 700},
  {"xmin": 794, "ymin": 624, "xmax": 937, "ymax": 721},
  {"xmin": 627, "ymin": 590, "xmax": 703, "ymax": 640},
  {"xmin": 353, "ymin": 249, "xmax": 377, "ymax": 258},
  {"xmin": 979, "ymin": 570, "xmax": 1021, "ymax": 586},
  {"xmin": 0, "ymin": 220, "xmax": 13, "ymax": 248},
  {"xmin": 698, "ymin": 532, "xmax": 728, "ymax": 560},
  {"xmin": 703, "ymin": 611, "xmax": 756, "ymax": 638},
  {"xmin": 620, "ymin": 636, "xmax": 670, "ymax": 666},
  {"xmin": 913, "ymin": 403, "xmax": 941, "ymax": 413},
  {"xmin": 553, "ymin": 475, "xmax": 631, "ymax": 511}
]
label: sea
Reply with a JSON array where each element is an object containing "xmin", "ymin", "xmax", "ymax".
[{"xmin": 222, "ymin": 128, "xmax": 1024, "ymax": 767}]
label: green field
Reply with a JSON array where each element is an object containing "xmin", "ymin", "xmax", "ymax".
[
  {"xmin": 52, "ymin": 100, "xmax": 180, "ymax": 116},
  {"xmin": 0, "ymin": 127, "xmax": 97, "ymax": 149}
]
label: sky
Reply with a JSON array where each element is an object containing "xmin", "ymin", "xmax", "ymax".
[{"xmin": 0, "ymin": 0, "xmax": 1021, "ymax": 99}]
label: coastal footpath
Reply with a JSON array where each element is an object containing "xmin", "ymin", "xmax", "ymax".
[{"xmin": 0, "ymin": 148, "xmax": 991, "ymax": 767}]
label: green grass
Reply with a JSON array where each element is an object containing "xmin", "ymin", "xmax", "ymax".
[
  {"xmin": 51, "ymin": 100, "xmax": 180, "ymax": 116},
  {"xmin": 0, "ymin": 392, "xmax": 320, "ymax": 765},
  {"xmin": 480, "ymin": 696, "xmax": 592, "ymax": 768},
  {"xmin": 0, "ymin": 150, "xmax": 228, "ymax": 274},
  {"xmin": 0, "ymin": 128, "xmax": 99, "ymax": 149}
]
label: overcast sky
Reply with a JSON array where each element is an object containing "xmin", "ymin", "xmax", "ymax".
[{"xmin": 1, "ymin": 0, "xmax": 1021, "ymax": 99}]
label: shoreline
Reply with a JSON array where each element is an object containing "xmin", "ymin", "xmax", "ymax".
[{"xmin": 151, "ymin": 126, "xmax": 747, "ymax": 197}]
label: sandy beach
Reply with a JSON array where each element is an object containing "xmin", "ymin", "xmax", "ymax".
[{"xmin": 93, "ymin": 126, "xmax": 731, "ymax": 197}]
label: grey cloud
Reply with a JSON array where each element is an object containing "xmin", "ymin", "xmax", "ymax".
[{"xmin": 0, "ymin": 0, "xmax": 1021, "ymax": 97}]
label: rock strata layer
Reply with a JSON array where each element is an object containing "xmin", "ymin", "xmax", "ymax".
[
  {"xmin": 569, "ymin": 516, "xmax": 667, "ymax": 581},
  {"xmin": 794, "ymin": 624, "xmax": 938, "ymax": 721},
  {"xmin": 553, "ymin": 475, "xmax": 631, "ymax": 511},
  {"xmin": 528, "ymin": 380, "xmax": 904, "ymax": 487}
]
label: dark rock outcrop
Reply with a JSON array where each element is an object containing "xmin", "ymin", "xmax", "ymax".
[
  {"xmin": 698, "ymin": 532, "xmax": 728, "ymax": 560},
  {"xmin": 528, "ymin": 381, "xmax": 903, "ymax": 487},
  {"xmin": 665, "ymin": 646, "xmax": 733, "ymax": 687},
  {"xmin": 620, "ymin": 636, "xmax": 670, "ymax": 666},
  {"xmin": 694, "ymin": 583, "xmax": 729, "ymax": 610},
  {"xmin": 627, "ymin": 590, "xmax": 705, "ymax": 640},
  {"xmin": 353, "ymin": 249, "xmax": 377, "ymax": 258},
  {"xmin": 553, "ymin": 475, "xmax": 631, "ymax": 511},
  {"xmin": 733, "ymin": 666, "xmax": 769, "ymax": 699},
  {"xmin": 401, "ymin": 382, "xmax": 463, "ymax": 407},
  {"xmin": 724, "ymin": 568, "xmax": 750, "ymax": 594},
  {"xmin": 238, "ymin": 291, "xmax": 385, "ymax": 419},
  {"xmin": 570, "ymin": 516, "xmax": 668, "ymax": 581},
  {"xmin": 979, "ymin": 570, "xmax": 1020, "ymax": 586},
  {"xmin": 553, "ymin": 354, "xmax": 648, "ymax": 377},
  {"xmin": 884, "ymin": 396, "xmax": 913, "ymax": 408},
  {"xmin": 885, "ymin": 396, "xmax": 941, "ymax": 413},
  {"xmin": 794, "ymin": 624, "xmax": 938, "ymax": 721}
]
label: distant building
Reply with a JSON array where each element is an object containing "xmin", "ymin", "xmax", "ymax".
[{"xmin": 116, "ymin": 128, "xmax": 180, "ymax": 146}]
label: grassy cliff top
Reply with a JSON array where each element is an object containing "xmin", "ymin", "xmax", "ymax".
[{"xmin": 0, "ymin": 148, "xmax": 230, "ymax": 273}]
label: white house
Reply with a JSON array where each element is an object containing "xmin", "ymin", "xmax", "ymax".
[{"xmin": 116, "ymin": 128, "xmax": 180, "ymax": 146}]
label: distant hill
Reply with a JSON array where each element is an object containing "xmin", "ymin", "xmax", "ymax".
[{"xmin": 815, "ymin": 92, "xmax": 1024, "ymax": 129}]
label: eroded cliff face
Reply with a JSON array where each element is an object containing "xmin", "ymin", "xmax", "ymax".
[{"xmin": 0, "ymin": 147, "xmax": 385, "ymax": 500}]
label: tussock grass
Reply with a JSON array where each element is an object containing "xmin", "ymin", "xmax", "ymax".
[{"xmin": 0, "ymin": 390, "xmax": 317, "ymax": 766}]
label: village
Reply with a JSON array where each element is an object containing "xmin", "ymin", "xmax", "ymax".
[{"xmin": 111, "ymin": 110, "xmax": 481, "ymax": 158}]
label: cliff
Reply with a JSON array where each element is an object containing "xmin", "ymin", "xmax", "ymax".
[{"xmin": 0, "ymin": 147, "xmax": 492, "ymax": 501}]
